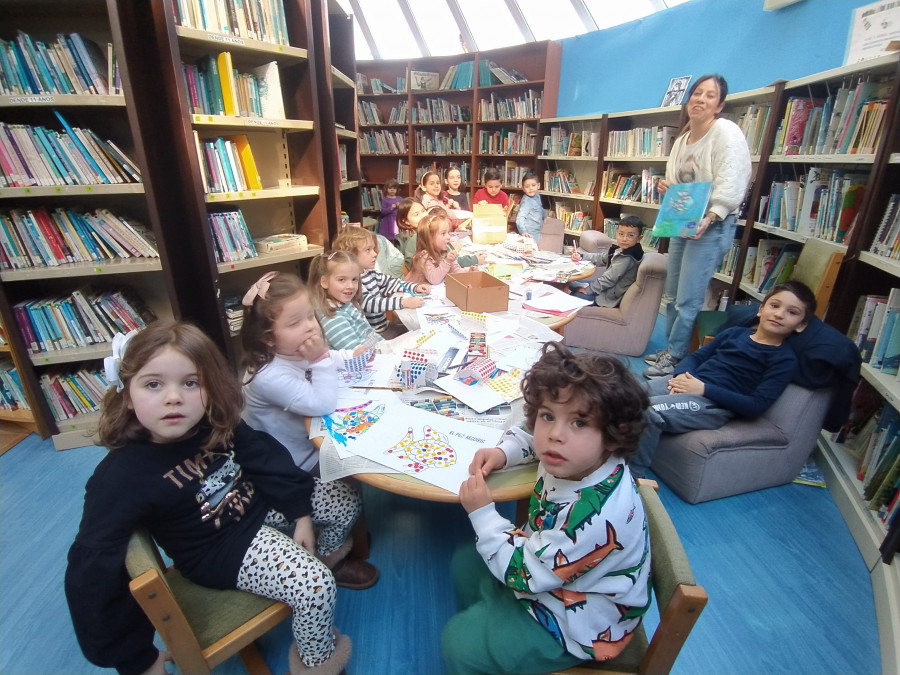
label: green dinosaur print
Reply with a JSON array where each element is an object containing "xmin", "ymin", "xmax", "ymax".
[{"xmin": 561, "ymin": 465, "xmax": 624, "ymax": 542}]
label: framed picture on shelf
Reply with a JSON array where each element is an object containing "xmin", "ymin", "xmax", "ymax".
[{"xmin": 661, "ymin": 75, "xmax": 691, "ymax": 107}]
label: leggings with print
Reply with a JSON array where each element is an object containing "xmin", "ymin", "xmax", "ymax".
[{"xmin": 236, "ymin": 478, "xmax": 360, "ymax": 666}]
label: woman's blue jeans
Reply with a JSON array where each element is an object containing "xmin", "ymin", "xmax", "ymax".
[{"xmin": 663, "ymin": 215, "xmax": 737, "ymax": 360}]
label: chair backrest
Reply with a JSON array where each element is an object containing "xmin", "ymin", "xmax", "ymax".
[
  {"xmin": 540, "ymin": 217, "xmax": 565, "ymax": 253},
  {"xmin": 551, "ymin": 480, "xmax": 706, "ymax": 675},
  {"xmin": 618, "ymin": 253, "xmax": 667, "ymax": 321},
  {"xmin": 125, "ymin": 529, "xmax": 290, "ymax": 675}
]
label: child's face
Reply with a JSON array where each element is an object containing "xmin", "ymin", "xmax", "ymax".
[
  {"xmin": 615, "ymin": 225, "xmax": 641, "ymax": 250},
  {"xmin": 522, "ymin": 178, "xmax": 540, "ymax": 197},
  {"xmin": 533, "ymin": 390, "xmax": 607, "ymax": 481},
  {"xmin": 268, "ymin": 291, "xmax": 320, "ymax": 357},
  {"xmin": 127, "ymin": 346, "xmax": 207, "ymax": 444},
  {"xmin": 485, "ymin": 179, "xmax": 502, "ymax": 197},
  {"xmin": 402, "ymin": 202, "xmax": 426, "ymax": 230},
  {"xmin": 423, "ymin": 174, "xmax": 442, "ymax": 197},
  {"xmin": 356, "ymin": 241, "xmax": 378, "ymax": 270},
  {"xmin": 757, "ymin": 290, "xmax": 808, "ymax": 338},
  {"xmin": 321, "ymin": 262, "xmax": 360, "ymax": 305},
  {"xmin": 385, "ymin": 185, "xmax": 398, "ymax": 197},
  {"xmin": 435, "ymin": 221, "xmax": 452, "ymax": 251},
  {"xmin": 446, "ymin": 170, "xmax": 461, "ymax": 191}
]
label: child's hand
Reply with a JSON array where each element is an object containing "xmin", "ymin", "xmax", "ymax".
[
  {"xmin": 445, "ymin": 248, "xmax": 458, "ymax": 263},
  {"xmin": 475, "ymin": 253, "xmax": 486, "ymax": 265},
  {"xmin": 415, "ymin": 283, "xmax": 431, "ymax": 294},
  {"xmin": 297, "ymin": 331, "xmax": 328, "ymax": 362},
  {"xmin": 447, "ymin": 198, "xmax": 460, "ymax": 210},
  {"xmin": 470, "ymin": 446, "xmax": 507, "ymax": 478},
  {"xmin": 459, "ymin": 469, "xmax": 493, "ymax": 513},
  {"xmin": 668, "ymin": 372, "xmax": 704, "ymax": 396},
  {"xmin": 477, "ymin": 199, "xmax": 488, "ymax": 205},
  {"xmin": 571, "ymin": 251, "xmax": 582, "ymax": 262},
  {"xmin": 392, "ymin": 203, "xmax": 398, "ymax": 210},
  {"xmin": 352, "ymin": 344, "xmax": 371, "ymax": 358},
  {"xmin": 402, "ymin": 296, "xmax": 425, "ymax": 309},
  {"xmin": 657, "ymin": 179, "xmax": 669, "ymax": 195},
  {"xmin": 292, "ymin": 515, "xmax": 315, "ymax": 552}
]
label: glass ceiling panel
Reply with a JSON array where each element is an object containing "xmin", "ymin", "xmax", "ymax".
[
  {"xmin": 356, "ymin": 0, "xmax": 420, "ymax": 59},
  {"xmin": 352, "ymin": 19, "xmax": 374, "ymax": 61},
  {"xmin": 407, "ymin": 0, "xmax": 464, "ymax": 56},
  {"xmin": 455, "ymin": 0, "xmax": 522, "ymax": 52},
  {"xmin": 517, "ymin": 0, "xmax": 587, "ymax": 41},
  {"xmin": 583, "ymin": 0, "xmax": 658, "ymax": 30}
]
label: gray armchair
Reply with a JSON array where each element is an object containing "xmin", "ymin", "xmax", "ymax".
[{"xmin": 563, "ymin": 230, "xmax": 667, "ymax": 356}]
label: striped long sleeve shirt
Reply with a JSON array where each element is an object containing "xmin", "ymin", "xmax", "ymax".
[{"xmin": 361, "ymin": 269, "xmax": 407, "ymax": 332}]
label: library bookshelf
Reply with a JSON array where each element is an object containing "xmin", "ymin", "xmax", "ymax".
[
  {"xmin": 143, "ymin": 0, "xmax": 331, "ymax": 363},
  {"xmin": 0, "ymin": 0, "xmax": 178, "ymax": 448},
  {"xmin": 355, "ymin": 41, "xmax": 560, "ymax": 223}
]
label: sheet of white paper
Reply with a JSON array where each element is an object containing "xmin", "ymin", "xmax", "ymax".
[
  {"xmin": 318, "ymin": 435, "xmax": 396, "ymax": 482},
  {"xmin": 522, "ymin": 289, "xmax": 593, "ymax": 314},
  {"xmin": 416, "ymin": 305, "xmax": 462, "ymax": 329},
  {"xmin": 516, "ymin": 315, "xmax": 565, "ymax": 344},
  {"xmin": 333, "ymin": 403, "xmax": 503, "ymax": 494},
  {"xmin": 493, "ymin": 343, "xmax": 542, "ymax": 372},
  {"xmin": 433, "ymin": 374, "xmax": 507, "ymax": 413},
  {"xmin": 338, "ymin": 353, "xmax": 400, "ymax": 389}
]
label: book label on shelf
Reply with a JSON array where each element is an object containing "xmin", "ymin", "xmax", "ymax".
[
  {"xmin": 7, "ymin": 96, "xmax": 56, "ymax": 105},
  {"xmin": 205, "ymin": 34, "xmax": 247, "ymax": 46}
]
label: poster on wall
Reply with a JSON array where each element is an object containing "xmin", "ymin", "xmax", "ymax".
[
  {"xmin": 845, "ymin": 0, "xmax": 900, "ymax": 65},
  {"xmin": 661, "ymin": 76, "xmax": 691, "ymax": 107}
]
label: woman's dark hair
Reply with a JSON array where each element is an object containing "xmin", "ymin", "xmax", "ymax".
[
  {"xmin": 685, "ymin": 74, "xmax": 729, "ymax": 106},
  {"xmin": 397, "ymin": 197, "xmax": 422, "ymax": 230},
  {"xmin": 764, "ymin": 280, "xmax": 817, "ymax": 323},
  {"xmin": 240, "ymin": 272, "xmax": 309, "ymax": 380},
  {"xmin": 522, "ymin": 342, "xmax": 648, "ymax": 461},
  {"xmin": 99, "ymin": 320, "xmax": 243, "ymax": 451}
]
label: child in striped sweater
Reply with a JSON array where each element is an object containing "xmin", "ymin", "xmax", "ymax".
[
  {"xmin": 332, "ymin": 227, "xmax": 429, "ymax": 338},
  {"xmin": 309, "ymin": 251, "xmax": 380, "ymax": 351}
]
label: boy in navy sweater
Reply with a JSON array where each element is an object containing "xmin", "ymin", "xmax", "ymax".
[{"xmin": 630, "ymin": 280, "xmax": 816, "ymax": 478}]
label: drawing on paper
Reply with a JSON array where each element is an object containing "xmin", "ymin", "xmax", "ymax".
[
  {"xmin": 385, "ymin": 426, "xmax": 457, "ymax": 473},
  {"xmin": 323, "ymin": 401, "xmax": 385, "ymax": 446},
  {"xmin": 422, "ymin": 312, "xmax": 454, "ymax": 326}
]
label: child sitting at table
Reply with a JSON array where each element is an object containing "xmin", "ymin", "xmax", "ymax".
[
  {"xmin": 472, "ymin": 167, "xmax": 510, "ymax": 210},
  {"xmin": 396, "ymin": 197, "xmax": 428, "ymax": 269},
  {"xmin": 332, "ymin": 227, "xmax": 429, "ymax": 337},
  {"xmin": 404, "ymin": 211, "xmax": 481, "ymax": 285},
  {"xmin": 416, "ymin": 170, "xmax": 459, "ymax": 213},
  {"xmin": 310, "ymin": 250, "xmax": 380, "ymax": 351},
  {"xmin": 444, "ymin": 165, "xmax": 470, "ymax": 211},
  {"xmin": 443, "ymin": 342, "xmax": 651, "ymax": 674},
  {"xmin": 570, "ymin": 215, "xmax": 645, "ymax": 307}
]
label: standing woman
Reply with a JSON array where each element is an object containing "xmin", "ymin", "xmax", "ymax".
[{"xmin": 644, "ymin": 74, "xmax": 751, "ymax": 379}]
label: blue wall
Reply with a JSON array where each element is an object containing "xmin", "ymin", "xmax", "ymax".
[{"xmin": 558, "ymin": 0, "xmax": 875, "ymax": 116}]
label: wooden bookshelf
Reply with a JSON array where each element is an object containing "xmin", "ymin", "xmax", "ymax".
[
  {"xmin": 356, "ymin": 41, "xmax": 561, "ymax": 212},
  {"xmin": 0, "ymin": 0, "xmax": 179, "ymax": 442}
]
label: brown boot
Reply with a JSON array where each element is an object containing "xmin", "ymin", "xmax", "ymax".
[
  {"xmin": 331, "ymin": 557, "xmax": 379, "ymax": 590},
  {"xmin": 288, "ymin": 632, "xmax": 351, "ymax": 675}
]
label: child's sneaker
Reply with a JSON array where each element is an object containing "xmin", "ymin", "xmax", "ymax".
[
  {"xmin": 643, "ymin": 348, "xmax": 668, "ymax": 365},
  {"xmin": 643, "ymin": 352, "xmax": 679, "ymax": 379}
]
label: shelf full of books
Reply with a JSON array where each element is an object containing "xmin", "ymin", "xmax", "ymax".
[{"xmin": 0, "ymin": 0, "xmax": 180, "ymax": 443}]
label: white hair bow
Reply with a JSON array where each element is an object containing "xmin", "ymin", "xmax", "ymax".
[{"xmin": 104, "ymin": 330, "xmax": 139, "ymax": 393}]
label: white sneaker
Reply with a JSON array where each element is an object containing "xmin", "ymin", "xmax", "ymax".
[
  {"xmin": 643, "ymin": 349, "xmax": 668, "ymax": 365},
  {"xmin": 643, "ymin": 353, "xmax": 679, "ymax": 379}
]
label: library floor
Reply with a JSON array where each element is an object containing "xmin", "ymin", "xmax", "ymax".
[{"xmin": 0, "ymin": 321, "xmax": 883, "ymax": 675}]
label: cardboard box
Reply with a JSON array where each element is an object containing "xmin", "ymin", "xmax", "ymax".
[
  {"xmin": 539, "ymin": 217, "xmax": 564, "ymax": 253},
  {"xmin": 472, "ymin": 203, "xmax": 507, "ymax": 244},
  {"xmin": 445, "ymin": 271, "xmax": 509, "ymax": 313}
]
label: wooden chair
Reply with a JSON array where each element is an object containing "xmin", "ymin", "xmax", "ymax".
[
  {"xmin": 551, "ymin": 480, "xmax": 707, "ymax": 675},
  {"xmin": 125, "ymin": 529, "xmax": 291, "ymax": 675}
]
